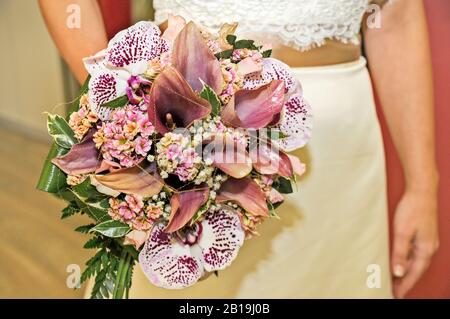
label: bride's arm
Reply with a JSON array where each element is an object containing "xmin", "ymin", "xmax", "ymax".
[
  {"xmin": 39, "ymin": 0, "xmax": 108, "ymax": 83},
  {"xmin": 364, "ymin": 0, "xmax": 439, "ymax": 298}
]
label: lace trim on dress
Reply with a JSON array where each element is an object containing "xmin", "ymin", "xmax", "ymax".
[{"xmin": 153, "ymin": 0, "xmax": 371, "ymax": 51}]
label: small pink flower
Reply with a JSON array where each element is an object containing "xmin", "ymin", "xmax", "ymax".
[
  {"xmin": 125, "ymin": 194, "xmax": 144, "ymax": 213},
  {"xmin": 167, "ymin": 144, "xmax": 182, "ymax": 160},
  {"xmin": 135, "ymin": 136, "xmax": 152, "ymax": 156},
  {"xmin": 139, "ymin": 118, "xmax": 155, "ymax": 137}
]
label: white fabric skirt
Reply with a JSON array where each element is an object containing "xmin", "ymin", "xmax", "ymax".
[{"xmin": 88, "ymin": 57, "xmax": 393, "ymax": 298}]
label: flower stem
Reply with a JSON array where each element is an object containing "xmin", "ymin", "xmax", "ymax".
[{"xmin": 113, "ymin": 250, "xmax": 132, "ymax": 299}]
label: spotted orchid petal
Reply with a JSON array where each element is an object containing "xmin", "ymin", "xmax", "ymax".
[
  {"xmin": 91, "ymin": 162, "xmax": 164, "ymax": 198},
  {"xmin": 165, "ymin": 189, "xmax": 210, "ymax": 233},
  {"xmin": 52, "ymin": 129, "xmax": 101, "ymax": 175},
  {"xmin": 208, "ymin": 135, "xmax": 252, "ymax": 179},
  {"xmin": 221, "ymin": 80, "xmax": 285, "ymax": 129},
  {"xmin": 171, "ymin": 22, "xmax": 223, "ymax": 94},
  {"xmin": 277, "ymin": 94, "xmax": 313, "ymax": 151},
  {"xmin": 216, "ymin": 177, "xmax": 269, "ymax": 217},
  {"xmin": 249, "ymin": 142, "xmax": 294, "ymax": 178},
  {"xmin": 139, "ymin": 223, "xmax": 204, "ymax": 289},
  {"xmin": 87, "ymin": 70, "xmax": 128, "ymax": 120},
  {"xmin": 243, "ymin": 58, "xmax": 301, "ymax": 95},
  {"xmin": 139, "ymin": 208, "xmax": 244, "ymax": 289},
  {"xmin": 199, "ymin": 208, "xmax": 245, "ymax": 271},
  {"xmin": 148, "ymin": 66, "xmax": 211, "ymax": 134},
  {"xmin": 83, "ymin": 49, "xmax": 107, "ymax": 75},
  {"xmin": 106, "ymin": 21, "xmax": 168, "ymax": 71}
]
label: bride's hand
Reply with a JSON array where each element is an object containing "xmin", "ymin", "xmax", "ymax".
[{"xmin": 391, "ymin": 188, "xmax": 439, "ymax": 298}]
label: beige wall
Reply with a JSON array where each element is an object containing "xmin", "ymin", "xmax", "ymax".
[{"xmin": 0, "ymin": 0, "xmax": 65, "ymax": 140}]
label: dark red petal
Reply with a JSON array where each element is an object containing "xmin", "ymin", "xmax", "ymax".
[
  {"xmin": 171, "ymin": 22, "xmax": 223, "ymax": 93},
  {"xmin": 52, "ymin": 129, "xmax": 101, "ymax": 175},
  {"xmin": 148, "ymin": 66, "xmax": 211, "ymax": 134},
  {"xmin": 216, "ymin": 177, "xmax": 269, "ymax": 217},
  {"xmin": 165, "ymin": 189, "xmax": 210, "ymax": 233}
]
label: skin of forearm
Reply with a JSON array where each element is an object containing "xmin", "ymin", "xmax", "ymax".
[
  {"xmin": 364, "ymin": 0, "xmax": 438, "ymax": 193},
  {"xmin": 39, "ymin": 0, "xmax": 109, "ymax": 83}
]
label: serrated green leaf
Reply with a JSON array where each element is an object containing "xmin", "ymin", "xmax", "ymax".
[
  {"xmin": 262, "ymin": 49, "xmax": 272, "ymax": 58},
  {"xmin": 72, "ymin": 178, "xmax": 106, "ymax": 201},
  {"xmin": 200, "ymin": 83, "xmax": 221, "ymax": 116},
  {"xmin": 215, "ymin": 49, "xmax": 233, "ymax": 60},
  {"xmin": 61, "ymin": 202, "xmax": 79, "ymax": 219},
  {"xmin": 91, "ymin": 220, "xmax": 130, "ymax": 238},
  {"xmin": 37, "ymin": 76, "xmax": 90, "ymax": 194},
  {"xmin": 101, "ymin": 95, "xmax": 128, "ymax": 109},
  {"xmin": 226, "ymin": 34, "xmax": 237, "ymax": 45},
  {"xmin": 83, "ymin": 236, "xmax": 105, "ymax": 249},
  {"xmin": 75, "ymin": 224, "xmax": 95, "ymax": 234},
  {"xmin": 234, "ymin": 39, "xmax": 257, "ymax": 50},
  {"xmin": 47, "ymin": 114, "xmax": 77, "ymax": 149}
]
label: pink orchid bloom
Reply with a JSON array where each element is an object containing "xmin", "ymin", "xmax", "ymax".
[
  {"xmin": 139, "ymin": 207, "xmax": 244, "ymax": 289},
  {"xmin": 83, "ymin": 21, "xmax": 169, "ymax": 120}
]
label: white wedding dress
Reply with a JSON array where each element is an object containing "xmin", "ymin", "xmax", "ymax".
[{"xmin": 113, "ymin": 0, "xmax": 392, "ymax": 298}]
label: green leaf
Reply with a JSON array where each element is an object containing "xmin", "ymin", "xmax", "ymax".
[
  {"xmin": 36, "ymin": 142, "xmax": 68, "ymax": 193},
  {"xmin": 273, "ymin": 177, "xmax": 294, "ymax": 194},
  {"xmin": 262, "ymin": 49, "xmax": 272, "ymax": 58},
  {"xmin": 75, "ymin": 224, "xmax": 95, "ymax": 234},
  {"xmin": 37, "ymin": 76, "xmax": 90, "ymax": 194},
  {"xmin": 101, "ymin": 95, "xmax": 128, "ymax": 109},
  {"xmin": 61, "ymin": 202, "xmax": 80, "ymax": 219},
  {"xmin": 91, "ymin": 220, "xmax": 130, "ymax": 238},
  {"xmin": 215, "ymin": 49, "xmax": 233, "ymax": 60},
  {"xmin": 267, "ymin": 201, "xmax": 282, "ymax": 218},
  {"xmin": 234, "ymin": 39, "xmax": 258, "ymax": 50},
  {"xmin": 46, "ymin": 114, "xmax": 77, "ymax": 149},
  {"xmin": 226, "ymin": 34, "xmax": 237, "ymax": 45},
  {"xmin": 200, "ymin": 83, "xmax": 221, "ymax": 116},
  {"xmin": 267, "ymin": 129, "xmax": 288, "ymax": 140},
  {"xmin": 72, "ymin": 178, "xmax": 106, "ymax": 201},
  {"xmin": 83, "ymin": 236, "xmax": 105, "ymax": 249}
]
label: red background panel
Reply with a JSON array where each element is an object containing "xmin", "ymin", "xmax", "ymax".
[{"xmin": 377, "ymin": 0, "xmax": 450, "ymax": 298}]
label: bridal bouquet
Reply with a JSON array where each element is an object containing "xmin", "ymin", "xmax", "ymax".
[{"xmin": 37, "ymin": 15, "xmax": 312, "ymax": 298}]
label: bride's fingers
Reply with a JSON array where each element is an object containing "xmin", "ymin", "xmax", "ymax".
[
  {"xmin": 391, "ymin": 230, "xmax": 413, "ymax": 279},
  {"xmin": 393, "ymin": 251, "xmax": 430, "ymax": 299}
]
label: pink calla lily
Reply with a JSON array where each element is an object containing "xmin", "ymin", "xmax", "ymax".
[
  {"xmin": 161, "ymin": 14, "xmax": 187, "ymax": 47},
  {"xmin": 90, "ymin": 162, "xmax": 164, "ymax": 198},
  {"xmin": 171, "ymin": 21, "xmax": 223, "ymax": 94},
  {"xmin": 250, "ymin": 142, "xmax": 294, "ymax": 178},
  {"xmin": 52, "ymin": 129, "xmax": 101, "ymax": 175},
  {"xmin": 243, "ymin": 58, "xmax": 313, "ymax": 151},
  {"xmin": 216, "ymin": 177, "xmax": 269, "ymax": 217},
  {"xmin": 206, "ymin": 134, "xmax": 253, "ymax": 179},
  {"xmin": 221, "ymin": 80, "xmax": 285, "ymax": 129},
  {"xmin": 83, "ymin": 21, "xmax": 169, "ymax": 120},
  {"xmin": 165, "ymin": 188, "xmax": 210, "ymax": 233},
  {"xmin": 148, "ymin": 66, "xmax": 211, "ymax": 134},
  {"xmin": 139, "ymin": 207, "xmax": 244, "ymax": 289}
]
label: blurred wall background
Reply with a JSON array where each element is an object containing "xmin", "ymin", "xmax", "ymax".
[{"xmin": 0, "ymin": 0, "xmax": 65, "ymax": 141}]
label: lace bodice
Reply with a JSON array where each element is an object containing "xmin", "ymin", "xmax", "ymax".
[{"xmin": 153, "ymin": 0, "xmax": 374, "ymax": 51}]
